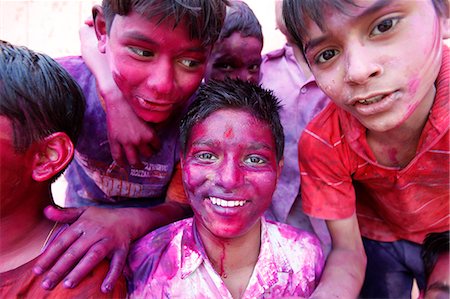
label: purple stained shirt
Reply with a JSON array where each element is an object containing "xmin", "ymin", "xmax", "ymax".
[
  {"xmin": 57, "ymin": 56, "xmax": 182, "ymax": 207},
  {"xmin": 126, "ymin": 217, "xmax": 324, "ymax": 298},
  {"xmin": 260, "ymin": 45, "xmax": 330, "ymax": 224}
]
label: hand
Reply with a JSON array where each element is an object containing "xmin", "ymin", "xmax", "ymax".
[
  {"xmin": 105, "ymin": 93, "xmax": 160, "ymax": 168},
  {"xmin": 34, "ymin": 205, "xmax": 132, "ymax": 293}
]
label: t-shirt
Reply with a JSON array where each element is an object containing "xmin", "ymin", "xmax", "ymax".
[
  {"xmin": 57, "ymin": 56, "xmax": 183, "ymax": 207},
  {"xmin": 127, "ymin": 217, "xmax": 324, "ymax": 298},
  {"xmin": 299, "ymin": 46, "xmax": 450, "ymax": 243}
]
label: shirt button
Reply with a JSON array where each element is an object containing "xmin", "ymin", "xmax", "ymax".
[{"xmin": 300, "ymin": 87, "xmax": 307, "ymax": 93}]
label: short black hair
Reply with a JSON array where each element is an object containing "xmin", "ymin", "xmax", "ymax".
[
  {"xmin": 219, "ymin": 0, "xmax": 263, "ymax": 44},
  {"xmin": 422, "ymin": 230, "xmax": 450, "ymax": 282},
  {"xmin": 101, "ymin": 0, "xmax": 228, "ymax": 47},
  {"xmin": 0, "ymin": 40, "xmax": 85, "ymax": 155},
  {"xmin": 180, "ymin": 78, "xmax": 284, "ymax": 162},
  {"xmin": 282, "ymin": 0, "xmax": 449, "ymax": 52}
]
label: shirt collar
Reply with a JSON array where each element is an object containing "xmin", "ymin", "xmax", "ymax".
[{"xmin": 179, "ymin": 217, "xmax": 293, "ymax": 284}]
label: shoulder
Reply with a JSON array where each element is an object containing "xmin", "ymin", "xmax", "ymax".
[
  {"xmin": 128, "ymin": 219, "xmax": 190, "ymax": 273},
  {"xmin": 266, "ymin": 220, "xmax": 322, "ymax": 252}
]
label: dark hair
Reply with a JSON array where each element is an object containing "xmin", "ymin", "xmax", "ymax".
[
  {"xmin": 180, "ymin": 78, "xmax": 284, "ymax": 162},
  {"xmin": 282, "ymin": 0, "xmax": 449, "ymax": 52},
  {"xmin": 422, "ymin": 231, "xmax": 450, "ymax": 282},
  {"xmin": 219, "ymin": 0, "xmax": 263, "ymax": 44},
  {"xmin": 0, "ymin": 40, "xmax": 85, "ymax": 156},
  {"xmin": 101, "ymin": 0, "xmax": 228, "ymax": 47}
]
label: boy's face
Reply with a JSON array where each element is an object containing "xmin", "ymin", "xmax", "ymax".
[
  {"xmin": 181, "ymin": 109, "xmax": 281, "ymax": 239},
  {"xmin": 102, "ymin": 12, "xmax": 210, "ymax": 124},
  {"xmin": 205, "ymin": 32, "xmax": 262, "ymax": 84},
  {"xmin": 302, "ymin": 0, "xmax": 449, "ymax": 133},
  {"xmin": 0, "ymin": 116, "xmax": 34, "ymax": 213}
]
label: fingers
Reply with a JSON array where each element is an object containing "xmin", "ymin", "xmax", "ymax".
[
  {"xmin": 62, "ymin": 239, "xmax": 111, "ymax": 289},
  {"xmin": 101, "ymin": 248, "xmax": 128, "ymax": 293},
  {"xmin": 124, "ymin": 145, "xmax": 143, "ymax": 169},
  {"xmin": 44, "ymin": 205, "xmax": 86, "ymax": 223},
  {"xmin": 34, "ymin": 226, "xmax": 85, "ymax": 282},
  {"xmin": 109, "ymin": 141, "xmax": 126, "ymax": 168}
]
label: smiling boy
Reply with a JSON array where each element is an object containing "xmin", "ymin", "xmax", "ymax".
[
  {"xmin": 282, "ymin": 0, "xmax": 449, "ymax": 297},
  {"xmin": 33, "ymin": 0, "xmax": 226, "ymax": 293},
  {"xmin": 127, "ymin": 79, "xmax": 324, "ymax": 299}
]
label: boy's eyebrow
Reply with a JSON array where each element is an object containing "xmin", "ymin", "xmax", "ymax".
[
  {"xmin": 304, "ymin": 0, "xmax": 393, "ymax": 54},
  {"xmin": 192, "ymin": 139, "xmax": 273, "ymax": 151},
  {"xmin": 124, "ymin": 31, "xmax": 206, "ymax": 52}
]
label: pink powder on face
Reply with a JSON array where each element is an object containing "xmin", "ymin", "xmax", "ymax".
[
  {"xmin": 224, "ymin": 127, "xmax": 234, "ymax": 139},
  {"xmin": 408, "ymin": 77, "xmax": 420, "ymax": 95}
]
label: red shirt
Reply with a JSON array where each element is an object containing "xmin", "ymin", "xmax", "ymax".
[{"xmin": 299, "ymin": 47, "xmax": 449, "ymax": 243}]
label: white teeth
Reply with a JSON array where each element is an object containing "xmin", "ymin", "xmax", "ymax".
[
  {"xmin": 208, "ymin": 196, "xmax": 246, "ymax": 208},
  {"xmin": 358, "ymin": 95, "xmax": 383, "ymax": 105}
]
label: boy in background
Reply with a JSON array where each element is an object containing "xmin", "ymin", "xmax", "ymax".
[
  {"xmin": 283, "ymin": 0, "xmax": 449, "ymax": 297},
  {"xmin": 0, "ymin": 40, "xmax": 126, "ymax": 298},
  {"xmin": 421, "ymin": 231, "xmax": 449, "ymax": 299},
  {"xmin": 127, "ymin": 79, "xmax": 324, "ymax": 299},
  {"xmin": 34, "ymin": 0, "xmax": 227, "ymax": 293}
]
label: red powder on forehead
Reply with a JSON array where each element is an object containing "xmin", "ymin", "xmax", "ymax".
[{"xmin": 224, "ymin": 127, "xmax": 234, "ymax": 139}]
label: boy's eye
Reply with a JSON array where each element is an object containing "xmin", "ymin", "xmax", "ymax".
[
  {"xmin": 214, "ymin": 63, "xmax": 234, "ymax": 71},
  {"xmin": 248, "ymin": 64, "xmax": 260, "ymax": 72},
  {"xmin": 244, "ymin": 155, "xmax": 266, "ymax": 165},
  {"xmin": 316, "ymin": 49, "xmax": 339, "ymax": 64},
  {"xmin": 371, "ymin": 18, "xmax": 399, "ymax": 36},
  {"xmin": 196, "ymin": 152, "xmax": 217, "ymax": 162},
  {"xmin": 129, "ymin": 47, "xmax": 154, "ymax": 58},
  {"xmin": 180, "ymin": 59, "xmax": 201, "ymax": 69}
]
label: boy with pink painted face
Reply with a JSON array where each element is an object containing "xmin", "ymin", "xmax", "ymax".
[
  {"xmin": 127, "ymin": 79, "xmax": 324, "ymax": 299},
  {"xmin": 282, "ymin": 0, "xmax": 450, "ymax": 297},
  {"xmin": 33, "ymin": 0, "xmax": 227, "ymax": 293}
]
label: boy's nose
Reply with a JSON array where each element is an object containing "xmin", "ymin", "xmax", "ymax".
[
  {"xmin": 146, "ymin": 59, "xmax": 175, "ymax": 95},
  {"xmin": 217, "ymin": 158, "xmax": 244, "ymax": 191},
  {"xmin": 344, "ymin": 44, "xmax": 383, "ymax": 85}
]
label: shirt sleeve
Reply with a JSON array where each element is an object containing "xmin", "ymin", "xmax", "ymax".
[
  {"xmin": 166, "ymin": 162, "xmax": 189, "ymax": 204},
  {"xmin": 299, "ymin": 105, "xmax": 356, "ymax": 220}
]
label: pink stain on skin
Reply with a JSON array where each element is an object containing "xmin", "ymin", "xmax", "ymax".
[
  {"xmin": 408, "ymin": 77, "xmax": 420, "ymax": 95},
  {"xmin": 224, "ymin": 127, "xmax": 234, "ymax": 139},
  {"xmin": 388, "ymin": 148, "xmax": 398, "ymax": 164}
]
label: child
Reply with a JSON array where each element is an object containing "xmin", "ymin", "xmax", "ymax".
[
  {"xmin": 421, "ymin": 231, "xmax": 449, "ymax": 299},
  {"xmin": 127, "ymin": 79, "xmax": 324, "ymax": 299},
  {"xmin": 282, "ymin": 0, "xmax": 449, "ymax": 297},
  {"xmin": 204, "ymin": 0, "xmax": 263, "ymax": 84},
  {"xmin": 0, "ymin": 40, "xmax": 126, "ymax": 298},
  {"xmin": 34, "ymin": 0, "xmax": 227, "ymax": 293},
  {"xmin": 259, "ymin": 0, "xmax": 330, "ymax": 248}
]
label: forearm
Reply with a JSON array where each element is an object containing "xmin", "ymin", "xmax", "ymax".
[
  {"xmin": 120, "ymin": 201, "xmax": 193, "ymax": 240},
  {"xmin": 311, "ymin": 246, "xmax": 366, "ymax": 298}
]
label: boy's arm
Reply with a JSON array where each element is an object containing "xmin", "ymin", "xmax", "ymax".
[
  {"xmin": 79, "ymin": 16, "xmax": 160, "ymax": 167},
  {"xmin": 311, "ymin": 213, "xmax": 367, "ymax": 299},
  {"xmin": 34, "ymin": 202, "xmax": 191, "ymax": 293}
]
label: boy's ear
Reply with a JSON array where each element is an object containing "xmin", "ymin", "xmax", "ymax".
[
  {"xmin": 276, "ymin": 158, "xmax": 284, "ymax": 180},
  {"xmin": 93, "ymin": 5, "xmax": 107, "ymax": 53},
  {"xmin": 31, "ymin": 132, "xmax": 74, "ymax": 182}
]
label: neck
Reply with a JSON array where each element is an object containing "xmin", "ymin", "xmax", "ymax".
[
  {"xmin": 196, "ymin": 219, "xmax": 261, "ymax": 298},
  {"xmin": 0, "ymin": 186, "xmax": 54, "ymax": 272}
]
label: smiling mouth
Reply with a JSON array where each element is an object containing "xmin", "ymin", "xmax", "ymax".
[
  {"xmin": 208, "ymin": 196, "xmax": 247, "ymax": 208},
  {"xmin": 136, "ymin": 96, "xmax": 175, "ymax": 111},
  {"xmin": 357, "ymin": 94, "xmax": 385, "ymax": 105}
]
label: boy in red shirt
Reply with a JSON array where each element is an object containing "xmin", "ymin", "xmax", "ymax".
[{"xmin": 282, "ymin": 0, "xmax": 449, "ymax": 297}]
